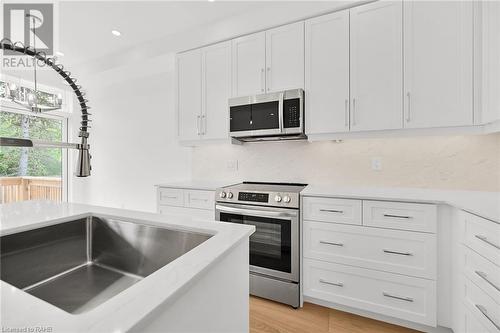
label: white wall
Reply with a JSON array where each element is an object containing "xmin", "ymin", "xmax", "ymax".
[
  {"xmin": 70, "ymin": 54, "xmax": 191, "ymax": 212},
  {"xmin": 191, "ymin": 134, "xmax": 500, "ymax": 192}
]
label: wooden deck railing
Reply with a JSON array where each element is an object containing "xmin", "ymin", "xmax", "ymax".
[{"xmin": 0, "ymin": 177, "xmax": 62, "ymax": 204}]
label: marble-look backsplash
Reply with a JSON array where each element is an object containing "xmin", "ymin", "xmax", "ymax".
[{"xmin": 191, "ymin": 133, "xmax": 500, "ymax": 191}]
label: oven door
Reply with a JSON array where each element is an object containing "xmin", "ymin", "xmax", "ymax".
[{"xmin": 215, "ymin": 203, "xmax": 299, "ymax": 282}]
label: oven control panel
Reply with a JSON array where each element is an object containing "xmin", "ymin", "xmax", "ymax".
[
  {"xmin": 216, "ymin": 189, "xmax": 300, "ymax": 209},
  {"xmin": 238, "ymin": 192, "xmax": 269, "ymax": 202}
]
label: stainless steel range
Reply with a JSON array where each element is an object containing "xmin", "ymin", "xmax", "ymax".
[{"xmin": 215, "ymin": 182, "xmax": 307, "ymax": 308}]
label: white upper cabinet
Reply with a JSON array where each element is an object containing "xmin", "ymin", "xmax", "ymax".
[
  {"xmin": 202, "ymin": 41, "xmax": 232, "ymax": 140},
  {"xmin": 350, "ymin": 1, "xmax": 403, "ymax": 132},
  {"xmin": 305, "ymin": 11, "xmax": 350, "ymax": 134},
  {"xmin": 177, "ymin": 49, "xmax": 202, "ymax": 141},
  {"xmin": 232, "ymin": 32, "xmax": 266, "ymax": 97},
  {"xmin": 480, "ymin": 1, "xmax": 500, "ymax": 125},
  {"xmin": 232, "ymin": 22, "xmax": 305, "ymax": 97},
  {"xmin": 404, "ymin": 1, "xmax": 473, "ymax": 128},
  {"xmin": 265, "ymin": 21, "xmax": 305, "ymax": 93}
]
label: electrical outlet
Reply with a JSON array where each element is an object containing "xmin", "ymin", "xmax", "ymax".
[
  {"xmin": 226, "ymin": 159, "xmax": 238, "ymax": 172},
  {"xmin": 371, "ymin": 157, "xmax": 382, "ymax": 171}
]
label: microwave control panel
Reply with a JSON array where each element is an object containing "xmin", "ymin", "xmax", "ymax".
[{"xmin": 283, "ymin": 98, "xmax": 301, "ymax": 128}]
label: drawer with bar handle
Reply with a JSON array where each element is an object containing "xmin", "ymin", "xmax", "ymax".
[
  {"xmin": 158, "ymin": 188, "xmax": 184, "ymax": 207},
  {"xmin": 363, "ymin": 200, "xmax": 437, "ymax": 233},
  {"xmin": 463, "ymin": 245, "xmax": 500, "ymax": 305},
  {"xmin": 464, "ymin": 276, "xmax": 500, "ymax": 333},
  {"xmin": 185, "ymin": 190, "xmax": 214, "ymax": 210},
  {"xmin": 303, "ymin": 221, "xmax": 436, "ymax": 279},
  {"xmin": 462, "ymin": 211, "xmax": 500, "ymax": 267},
  {"xmin": 303, "ymin": 197, "xmax": 362, "ymax": 225},
  {"xmin": 303, "ymin": 258, "xmax": 437, "ymax": 326}
]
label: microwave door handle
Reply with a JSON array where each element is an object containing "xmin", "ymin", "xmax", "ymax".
[{"xmin": 278, "ymin": 92, "xmax": 284, "ymax": 133}]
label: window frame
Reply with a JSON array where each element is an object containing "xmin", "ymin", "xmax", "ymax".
[{"xmin": 0, "ymin": 87, "xmax": 71, "ymax": 202}]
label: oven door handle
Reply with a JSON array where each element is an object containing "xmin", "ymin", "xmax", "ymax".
[{"xmin": 216, "ymin": 204, "xmax": 298, "ymax": 219}]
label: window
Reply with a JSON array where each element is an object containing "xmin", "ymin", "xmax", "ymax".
[{"xmin": 0, "ymin": 81, "xmax": 68, "ymax": 204}]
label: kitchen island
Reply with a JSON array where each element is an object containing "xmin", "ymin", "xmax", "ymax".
[{"xmin": 0, "ymin": 200, "xmax": 254, "ymax": 333}]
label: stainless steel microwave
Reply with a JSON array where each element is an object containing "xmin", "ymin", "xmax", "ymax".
[{"xmin": 228, "ymin": 89, "xmax": 305, "ymax": 142}]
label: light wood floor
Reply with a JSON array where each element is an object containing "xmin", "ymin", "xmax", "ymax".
[{"xmin": 250, "ymin": 296, "xmax": 421, "ymax": 333}]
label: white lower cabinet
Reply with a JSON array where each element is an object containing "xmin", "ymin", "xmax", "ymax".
[
  {"xmin": 303, "ymin": 258, "xmax": 437, "ymax": 326},
  {"xmin": 157, "ymin": 187, "xmax": 215, "ymax": 220},
  {"xmin": 302, "ymin": 196, "xmax": 437, "ymax": 328},
  {"xmin": 303, "ymin": 221, "xmax": 436, "ymax": 279},
  {"xmin": 452, "ymin": 210, "xmax": 500, "ymax": 333}
]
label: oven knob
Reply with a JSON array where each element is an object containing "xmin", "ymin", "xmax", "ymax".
[
  {"xmin": 283, "ymin": 195, "xmax": 291, "ymax": 203},
  {"xmin": 227, "ymin": 192, "xmax": 234, "ymax": 199},
  {"xmin": 274, "ymin": 195, "xmax": 282, "ymax": 202},
  {"xmin": 219, "ymin": 191, "xmax": 226, "ymax": 198}
]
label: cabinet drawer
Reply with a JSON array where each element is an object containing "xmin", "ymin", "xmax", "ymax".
[
  {"xmin": 465, "ymin": 307, "xmax": 495, "ymax": 333},
  {"xmin": 159, "ymin": 205, "xmax": 215, "ymax": 220},
  {"xmin": 303, "ymin": 258, "xmax": 436, "ymax": 326},
  {"xmin": 184, "ymin": 190, "xmax": 214, "ymax": 210},
  {"xmin": 464, "ymin": 277, "xmax": 500, "ymax": 333},
  {"xmin": 303, "ymin": 197, "xmax": 362, "ymax": 225},
  {"xmin": 463, "ymin": 211, "xmax": 500, "ymax": 267},
  {"xmin": 303, "ymin": 221, "xmax": 436, "ymax": 279},
  {"xmin": 464, "ymin": 246, "xmax": 500, "ymax": 305},
  {"xmin": 363, "ymin": 200, "xmax": 437, "ymax": 233},
  {"xmin": 158, "ymin": 188, "xmax": 184, "ymax": 207}
]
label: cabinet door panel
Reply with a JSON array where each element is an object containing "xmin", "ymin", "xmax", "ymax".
[
  {"xmin": 202, "ymin": 41, "xmax": 231, "ymax": 140},
  {"xmin": 305, "ymin": 11, "xmax": 350, "ymax": 134},
  {"xmin": 232, "ymin": 32, "xmax": 266, "ymax": 97},
  {"xmin": 404, "ymin": 1, "xmax": 473, "ymax": 128},
  {"xmin": 177, "ymin": 50, "xmax": 202, "ymax": 141},
  {"xmin": 265, "ymin": 21, "xmax": 305, "ymax": 92},
  {"xmin": 350, "ymin": 1, "xmax": 403, "ymax": 131}
]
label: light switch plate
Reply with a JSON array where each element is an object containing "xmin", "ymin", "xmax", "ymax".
[
  {"xmin": 226, "ymin": 159, "xmax": 238, "ymax": 172},
  {"xmin": 371, "ymin": 157, "xmax": 382, "ymax": 171}
]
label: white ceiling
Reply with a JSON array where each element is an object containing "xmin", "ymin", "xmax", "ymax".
[
  {"xmin": 58, "ymin": 1, "xmax": 263, "ymax": 66},
  {"xmin": 2, "ymin": 1, "xmax": 355, "ymax": 88}
]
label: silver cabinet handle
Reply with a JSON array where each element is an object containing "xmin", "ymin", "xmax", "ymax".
[
  {"xmin": 320, "ymin": 240, "xmax": 344, "ymax": 247},
  {"xmin": 163, "ymin": 196, "xmax": 178, "ymax": 199},
  {"xmin": 196, "ymin": 115, "xmax": 201, "ymax": 135},
  {"xmin": 475, "ymin": 304, "xmax": 500, "ymax": 330},
  {"xmin": 320, "ymin": 209, "xmax": 344, "ymax": 214},
  {"xmin": 319, "ymin": 279, "xmax": 343, "ymax": 287},
  {"xmin": 475, "ymin": 271, "xmax": 500, "ymax": 292},
  {"xmin": 475, "ymin": 235, "xmax": 500, "ymax": 250},
  {"xmin": 260, "ymin": 68, "xmax": 265, "ymax": 92},
  {"xmin": 344, "ymin": 99, "xmax": 349, "ymax": 127},
  {"xmin": 406, "ymin": 92, "xmax": 411, "ymax": 122},
  {"xmin": 383, "ymin": 214, "xmax": 411, "ymax": 219},
  {"xmin": 352, "ymin": 98, "xmax": 356, "ymax": 126},
  {"xmin": 383, "ymin": 249, "xmax": 413, "ymax": 256},
  {"xmin": 266, "ymin": 67, "xmax": 271, "ymax": 91},
  {"xmin": 201, "ymin": 114, "xmax": 206, "ymax": 135},
  {"xmin": 190, "ymin": 197, "xmax": 208, "ymax": 202},
  {"xmin": 383, "ymin": 292, "xmax": 414, "ymax": 302}
]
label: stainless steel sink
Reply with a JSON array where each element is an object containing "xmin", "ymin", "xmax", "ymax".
[{"xmin": 0, "ymin": 216, "xmax": 212, "ymax": 314}]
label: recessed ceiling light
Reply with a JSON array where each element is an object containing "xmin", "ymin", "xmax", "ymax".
[
  {"xmin": 111, "ymin": 30, "xmax": 121, "ymax": 37},
  {"xmin": 208, "ymin": 0, "xmax": 215, "ymax": 2},
  {"xmin": 55, "ymin": 51, "xmax": 64, "ymax": 57}
]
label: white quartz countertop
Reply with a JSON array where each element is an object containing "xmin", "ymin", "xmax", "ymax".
[
  {"xmin": 0, "ymin": 201, "xmax": 254, "ymax": 333},
  {"xmin": 302, "ymin": 185, "xmax": 500, "ymax": 223},
  {"xmin": 155, "ymin": 180, "xmax": 230, "ymax": 191}
]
